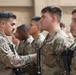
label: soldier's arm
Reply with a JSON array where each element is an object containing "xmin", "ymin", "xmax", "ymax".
[
  {"xmin": 53, "ymin": 37, "xmax": 72, "ymax": 54},
  {"xmin": 0, "ymin": 39, "xmax": 36, "ymax": 68},
  {"xmin": 53, "ymin": 38, "xmax": 65, "ymax": 54}
]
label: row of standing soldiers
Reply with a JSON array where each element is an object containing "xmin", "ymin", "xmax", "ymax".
[{"xmin": 0, "ymin": 5, "xmax": 76, "ymax": 75}]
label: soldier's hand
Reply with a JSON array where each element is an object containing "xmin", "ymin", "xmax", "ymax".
[
  {"xmin": 29, "ymin": 53, "xmax": 37, "ymax": 58},
  {"xmin": 29, "ymin": 54, "xmax": 37, "ymax": 65}
]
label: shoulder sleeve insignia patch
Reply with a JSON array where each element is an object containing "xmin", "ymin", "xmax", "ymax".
[
  {"xmin": 0, "ymin": 39, "xmax": 10, "ymax": 53},
  {"xmin": 2, "ymin": 44, "xmax": 9, "ymax": 51}
]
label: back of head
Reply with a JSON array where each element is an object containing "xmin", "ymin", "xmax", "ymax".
[
  {"xmin": 60, "ymin": 22, "xmax": 67, "ymax": 33},
  {"xmin": 60, "ymin": 22, "xmax": 65, "ymax": 28},
  {"xmin": 0, "ymin": 11, "xmax": 16, "ymax": 21},
  {"xmin": 17, "ymin": 24, "xmax": 29, "ymax": 31},
  {"xmin": 16, "ymin": 24, "xmax": 29, "ymax": 41},
  {"xmin": 72, "ymin": 8, "xmax": 76, "ymax": 14},
  {"xmin": 41, "ymin": 5, "xmax": 62, "ymax": 22}
]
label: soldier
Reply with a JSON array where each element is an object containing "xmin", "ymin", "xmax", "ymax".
[
  {"xmin": 29, "ymin": 16, "xmax": 45, "ymax": 53},
  {"xmin": 70, "ymin": 8, "xmax": 76, "ymax": 75},
  {"xmin": 14, "ymin": 24, "xmax": 33, "ymax": 75},
  {"xmin": 15, "ymin": 24, "xmax": 32, "ymax": 55},
  {"xmin": 0, "ymin": 11, "xmax": 36, "ymax": 75},
  {"xmin": 39, "ymin": 6, "xmax": 73, "ymax": 75},
  {"xmin": 27, "ymin": 16, "xmax": 45, "ymax": 75}
]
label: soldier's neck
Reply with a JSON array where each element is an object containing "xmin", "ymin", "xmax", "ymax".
[
  {"xmin": 32, "ymin": 31, "xmax": 40, "ymax": 40},
  {"xmin": 0, "ymin": 31, "xmax": 6, "ymax": 36}
]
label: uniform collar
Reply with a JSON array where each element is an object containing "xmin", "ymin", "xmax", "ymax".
[
  {"xmin": 49, "ymin": 27, "xmax": 61, "ymax": 37},
  {"xmin": 0, "ymin": 32, "xmax": 12, "ymax": 43},
  {"xmin": 34, "ymin": 33, "xmax": 42, "ymax": 40},
  {"xmin": 0, "ymin": 32, "xmax": 6, "ymax": 38},
  {"xmin": 74, "ymin": 39, "xmax": 76, "ymax": 43},
  {"xmin": 45, "ymin": 27, "xmax": 61, "ymax": 41}
]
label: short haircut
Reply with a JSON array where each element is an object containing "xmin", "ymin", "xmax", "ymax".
[
  {"xmin": 60, "ymin": 22, "xmax": 65, "ymax": 28},
  {"xmin": 72, "ymin": 8, "xmax": 76, "ymax": 14},
  {"xmin": 0, "ymin": 11, "xmax": 16, "ymax": 21},
  {"xmin": 31, "ymin": 16, "xmax": 41, "ymax": 27},
  {"xmin": 17, "ymin": 24, "xmax": 29, "ymax": 31},
  {"xmin": 31, "ymin": 16, "xmax": 42, "ymax": 31},
  {"xmin": 16, "ymin": 24, "xmax": 29, "ymax": 40},
  {"xmin": 41, "ymin": 6, "xmax": 62, "ymax": 22},
  {"xmin": 31, "ymin": 16, "xmax": 41, "ymax": 21}
]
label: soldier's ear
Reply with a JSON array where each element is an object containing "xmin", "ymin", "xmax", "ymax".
[
  {"xmin": 52, "ymin": 16, "xmax": 57, "ymax": 22},
  {"xmin": 37, "ymin": 25, "xmax": 41, "ymax": 30},
  {"xmin": 1, "ymin": 21, "xmax": 5, "ymax": 28}
]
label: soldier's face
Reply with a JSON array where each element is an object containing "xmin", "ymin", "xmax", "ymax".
[
  {"xmin": 15, "ymin": 31, "xmax": 20, "ymax": 40},
  {"xmin": 40, "ymin": 12, "xmax": 54, "ymax": 31},
  {"xmin": 4, "ymin": 18, "xmax": 16, "ymax": 36},
  {"xmin": 70, "ymin": 13, "xmax": 76, "ymax": 38},
  {"xmin": 12, "ymin": 34, "xmax": 19, "ymax": 45},
  {"xmin": 29, "ymin": 20, "xmax": 39, "ymax": 36}
]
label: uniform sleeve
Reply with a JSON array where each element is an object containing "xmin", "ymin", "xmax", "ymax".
[
  {"xmin": 0, "ymin": 38, "xmax": 35, "ymax": 68},
  {"xmin": 24, "ymin": 44, "xmax": 33, "ymax": 54},
  {"xmin": 52, "ymin": 37, "xmax": 72, "ymax": 54}
]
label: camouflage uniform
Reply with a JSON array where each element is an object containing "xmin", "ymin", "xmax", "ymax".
[
  {"xmin": 70, "ymin": 39, "xmax": 76, "ymax": 75},
  {"xmin": 31, "ymin": 33, "xmax": 45, "ymax": 53},
  {"xmin": 41, "ymin": 28, "xmax": 73, "ymax": 75},
  {"xmin": 25, "ymin": 33, "xmax": 45, "ymax": 75},
  {"xmin": 15, "ymin": 40, "xmax": 33, "ymax": 75},
  {"xmin": 17, "ymin": 40, "xmax": 32, "ymax": 55},
  {"xmin": 0, "ymin": 33, "xmax": 34, "ymax": 75}
]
